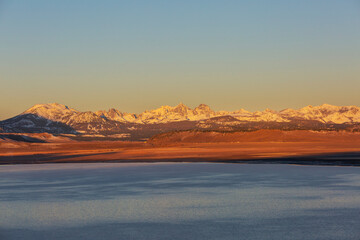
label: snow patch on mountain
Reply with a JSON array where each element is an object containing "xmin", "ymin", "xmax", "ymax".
[
  {"xmin": 3, "ymin": 102, "xmax": 360, "ymax": 137},
  {"xmin": 23, "ymin": 103, "xmax": 79, "ymax": 123}
]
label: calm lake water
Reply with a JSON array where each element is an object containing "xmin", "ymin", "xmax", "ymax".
[{"xmin": 0, "ymin": 163, "xmax": 359, "ymax": 240}]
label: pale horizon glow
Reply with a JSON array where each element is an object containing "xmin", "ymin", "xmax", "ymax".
[{"xmin": 1, "ymin": 0, "xmax": 359, "ymax": 119}]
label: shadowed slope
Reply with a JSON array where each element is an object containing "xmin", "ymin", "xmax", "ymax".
[{"xmin": 0, "ymin": 114, "xmax": 77, "ymax": 134}]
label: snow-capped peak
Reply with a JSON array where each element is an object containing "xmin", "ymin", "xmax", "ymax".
[
  {"xmin": 23, "ymin": 103, "xmax": 79, "ymax": 122},
  {"xmin": 16, "ymin": 102, "xmax": 360, "ymax": 125}
]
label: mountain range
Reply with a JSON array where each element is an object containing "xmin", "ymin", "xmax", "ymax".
[{"xmin": 1, "ymin": 103, "xmax": 360, "ymax": 140}]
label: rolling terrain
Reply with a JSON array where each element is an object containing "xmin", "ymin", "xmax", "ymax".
[
  {"xmin": 1, "ymin": 129, "xmax": 360, "ymax": 165},
  {"xmin": 148, "ymin": 129, "xmax": 360, "ymax": 145}
]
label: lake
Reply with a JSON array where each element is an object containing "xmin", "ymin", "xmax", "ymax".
[{"xmin": 0, "ymin": 163, "xmax": 359, "ymax": 240}]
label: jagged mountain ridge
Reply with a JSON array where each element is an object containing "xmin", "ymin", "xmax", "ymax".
[
  {"xmin": 1, "ymin": 103, "xmax": 360, "ymax": 140},
  {"xmin": 19, "ymin": 102, "xmax": 360, "ymax": 124}
]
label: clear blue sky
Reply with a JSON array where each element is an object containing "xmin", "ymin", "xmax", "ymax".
[{"xmin": 1, "ymin": 0, "xmax": 359, "ymax": 119}]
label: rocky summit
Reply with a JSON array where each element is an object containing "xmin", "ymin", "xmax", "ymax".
[{"xmin": 1, "ymin": 103, "xmax": 360, "ymax": 140}]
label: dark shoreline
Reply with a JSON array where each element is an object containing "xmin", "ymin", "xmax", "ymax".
[{"xmin": 1, "ymin": 152, "xmax": 360, "ymax": 166}]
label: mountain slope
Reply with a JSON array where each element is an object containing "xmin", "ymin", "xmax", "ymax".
[
  {"xmin": 12, "ymin": 102, "xmax": 360, "ymax": 125},
  {"xmin": 1, "ymin": 103, "xmax": 360, "ymax": 140},
  {"xmin": 0, "ymin": 114, "xmax": 77, "ymax": 134},
  {"xmin": 23, "ymin": 103, "xmax": 79, "ymax": 122},
  {"xmin": 148, "ymin": 129, "xmax": 360, "ymax": 145}
]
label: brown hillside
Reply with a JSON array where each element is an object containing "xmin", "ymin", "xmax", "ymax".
[{"xmin": 148, "ymin": 130, "xmax": 360, "ymax": 146}]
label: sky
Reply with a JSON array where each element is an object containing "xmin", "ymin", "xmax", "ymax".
[{"xmin": 0, "ymin": 0, "xmax": 359, "ymax": 119}]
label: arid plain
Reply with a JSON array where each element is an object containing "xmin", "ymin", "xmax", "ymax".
[{"xmin": 2, "ymin": 130, "xmax": 360, "ymax": 165}]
